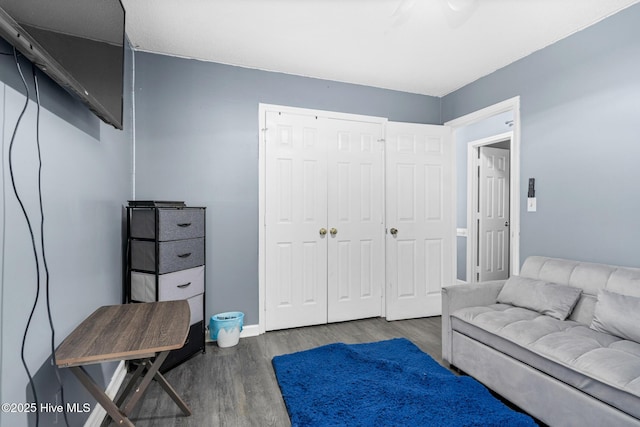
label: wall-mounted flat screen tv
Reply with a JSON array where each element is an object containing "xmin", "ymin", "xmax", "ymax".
[{"xmin": 0, "ymin": 0, "xmax": 125, "ymax": 129}]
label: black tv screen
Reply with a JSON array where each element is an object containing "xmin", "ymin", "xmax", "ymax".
[{"xmin": 0, "ymin": 0, "xmax": 125, "ymax": 129}]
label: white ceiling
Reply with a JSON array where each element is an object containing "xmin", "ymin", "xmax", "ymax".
[{"xmin": 122, "ymin": 0, "xmax": 640, "ymax": 97}]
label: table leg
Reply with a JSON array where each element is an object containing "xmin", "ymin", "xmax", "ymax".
[
  {"xmin": 70, "ymin": 366, "xmax": 135, "ymax": 427},
  {"xmin": 153, "ymin": 370, "xmax": 192, "ymax": 416},
  {"xmin": 122, "ymin": 352, "xmax": 169, "ymax": 415},
  {"xmin": 72, "ymin": 353, "xmax": 191, "ymax": 425},
  {"xmin": 114, "ymin": 362, "xmax": 146, "ymax": 408},
  {"xmin": 122, "ymin": 356, "xmax": 192, "ymax": 416},
  {"xmin": 121, "ymin": 351, "xmax": 191, "ymax": 418}
]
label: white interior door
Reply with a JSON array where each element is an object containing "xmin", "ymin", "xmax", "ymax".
[
  {"xmin": 386, "ymin": 122, "xmax": 453, "ymax": 321},
  {"xmin": 478, "ymin": 147, "xmax": 510, "ymax": 281},
  {"xmin": 265, "ymin": 111, "xmax": 328, "ymax": 330},
  {"xmin": 326, "ymin": 118, "xmax": 385, "ymax": 322}
]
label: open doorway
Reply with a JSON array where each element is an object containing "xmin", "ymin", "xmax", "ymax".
[
  {"xmin": 444, "ymin": 97, "xmax": 521, "ymax": 284},
  {"xmin": 468, "ymin": 134, "xmax": 512, "ymax": 282}
]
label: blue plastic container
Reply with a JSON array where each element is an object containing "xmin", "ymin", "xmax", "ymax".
[{"xmin": 210, "ymin": 312, "xmax": 244, "ymax": 347}]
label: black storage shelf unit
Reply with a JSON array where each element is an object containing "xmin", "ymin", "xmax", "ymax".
[{"xmin": 125, "ymin": 202, "xmax": 206, "ymax": 371}]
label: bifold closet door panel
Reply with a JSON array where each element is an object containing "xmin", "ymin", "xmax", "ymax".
[
  {"xmin": 326, "ymin": 118, "xmax": 385, "ymax": 323},
  {"xmin": 264, "ymin": 109, "xmax": 386, "ymax": 330},
  {"xmin": 264, "ymin": 111, "xmax": 329, "ymax": 331},
  {"xmin": 385, "ymin": 122, "xmax": 454, "ymax": 321}
]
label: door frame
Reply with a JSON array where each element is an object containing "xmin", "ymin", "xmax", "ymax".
[
  {"xmin": 444, "ymin": 96, "xmax": 521, "ymax": 281},
  {"xmin": 258, "ymin": 103, "xmax": 387, "ymax": 334},
  {"xmin": 467, "ymin": 132, "xmax": 512, "ymax": 283}
]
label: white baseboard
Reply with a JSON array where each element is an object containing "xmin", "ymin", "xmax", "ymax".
[
  {"xmin": 83, "ymin": 361, "xmax": 127, "ymax": 427},
  {"xmin": 240, "ymin": 324, "xmax": 260, "ymax": 338},
  {"xmin": 205, "ymin": 323, "xmax": 260, "ymax": 343}
]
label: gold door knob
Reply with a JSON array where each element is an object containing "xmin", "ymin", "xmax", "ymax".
[
  {"xmin": 390, "ymin": 228, "xmax": 398, "ymax": 236},
  {"xmin": 330, "ymin": 228, "xmax": 338, "ymax": 236},
  {"xmin": 319, "ymin": 228, "xmax": 327, "ymax": 236}
]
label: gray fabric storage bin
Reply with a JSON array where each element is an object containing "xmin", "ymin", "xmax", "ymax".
[
  {"xmin": 131, "ymin": 237, "xmax": 205, "ymax": 274},
  {"xmin": 130, "ymin": 208, "xmax": 205, "ymax": 241}
]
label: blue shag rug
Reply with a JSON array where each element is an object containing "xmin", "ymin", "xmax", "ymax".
[{"xmin": 272, "ymin": 338, "xmax": 537, "ymax": 427}]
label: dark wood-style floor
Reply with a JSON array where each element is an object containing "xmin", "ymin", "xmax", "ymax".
[{"xmin": 119, "ymin": 316, "xmax": 444, "ymax": 426}]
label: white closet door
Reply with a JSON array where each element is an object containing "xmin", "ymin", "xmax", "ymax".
[
  {"xmin": 326, "ymin": 118, "xmax": 385, "ymax": 322},
  {"xmin": 385, "ymin": 122, "xmax": 453, "ymax": 320},
  {"xmin": 265, "ymin": 111, "xmax": 328, "ymax": 331},
  {"xmin": 478, "ymin": 147, "xmax": 510, "ymax": 281}
]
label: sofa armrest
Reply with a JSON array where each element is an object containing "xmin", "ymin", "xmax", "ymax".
[{"xmin": 441, "ymin": 280, "xmax": 506, "ymax": 364}]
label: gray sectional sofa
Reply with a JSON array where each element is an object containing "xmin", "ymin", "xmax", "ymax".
[{"xmin": 442, "ymin": 256, "xmax": 640, "ymax": 427}]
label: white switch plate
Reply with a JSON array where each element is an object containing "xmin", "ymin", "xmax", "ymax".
[{"xmin": 527, "ymin": 197, "xmax": 537, "ymax": 212}]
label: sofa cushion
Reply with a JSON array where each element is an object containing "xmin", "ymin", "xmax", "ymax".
[
  {"xmin": 451, "ymin": 304, "xmax": 640, "ymax": 420},
  {"xmin": 496, "ymin": 275, "xmax": 582, "ymax": 320},
  {"xmin": 591, "ymin": 289, "xmax": 640, "ymax": 343}
]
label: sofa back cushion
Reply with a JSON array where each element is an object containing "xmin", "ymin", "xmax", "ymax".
[
  {"xmin": 497, "ymin": 275, "xmax": 582, "ymax": 320},
  {"xmin": 591, "ymin": 289, "xmax": 640, "ymax": 343},
  {"xmin": 519, "ymin": 256, "xmax": 640, "ymax": 325}
]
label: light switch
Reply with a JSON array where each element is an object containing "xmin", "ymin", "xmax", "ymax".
[{"xmin": 527, "ymin": 197, "xmax": 537, "ymax": 212}]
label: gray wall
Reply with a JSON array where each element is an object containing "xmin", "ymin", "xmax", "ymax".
[
  {"xmin": 0, "ymin": 38, "xmax": 133, "ymax": 427},
  {"xmin": 443, "ymin": 3, "xmax": 640, "ymax": 269},
  {"xmin": 133, "ymin": 53, "xmax": 442, "ymax": 325}
]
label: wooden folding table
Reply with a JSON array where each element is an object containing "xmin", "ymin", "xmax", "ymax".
[{"xmin": 56, "ymin": 301, "xmax": 192, "ymax": 426}]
